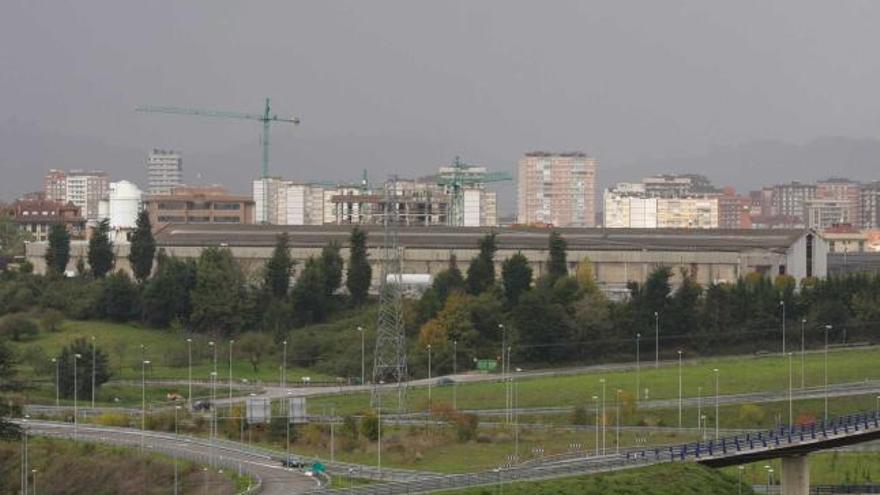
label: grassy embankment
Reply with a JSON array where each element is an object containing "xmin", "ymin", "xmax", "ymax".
[{"xmin": 0, "ymin": 436, "xmax": 246, "ymax": 495}]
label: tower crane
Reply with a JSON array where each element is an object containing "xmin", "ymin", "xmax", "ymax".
[
  {"xmin": 435, "ymin": 156, "xmax": 512, "ymax": 227},
  {"xmin": 135, "ymin": 98, "xmax": 300, "ymax": 223}
]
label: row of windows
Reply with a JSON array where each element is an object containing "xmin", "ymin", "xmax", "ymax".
[
  {"xmin": 156, "ymin": 202, "xmax": 243, "ymax": 210},
  {"xmin": 156, "ymin": 215, "xmax": 242, "ymax": 224}
]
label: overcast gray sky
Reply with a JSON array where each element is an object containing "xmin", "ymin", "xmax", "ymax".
[{"xmin": 2, "ymin": 1, "xmax": 880, "ymax": 212}]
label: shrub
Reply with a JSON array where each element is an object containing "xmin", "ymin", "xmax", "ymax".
[
  {"xmin": 571, "ymin": 406, "xmax": 589, "ymax": 425},
  {"xmin": 39, "ymin": 309, "xmax": 65, "ymax": 332},
  {"xmin": 96, "ymin": 412, "xmax": 132, "ymax": 427},
  {"xmin": 0, "ymin": 313, "xmax": 39, "ymax": 341},
  {"xmin": 737, "ymin": 404, "xmax": 765, "ymax": 424},
  {"xmin": 361, "ymin": 411, "xmax": 380, "ymax": 441},
  {"xmin": 453, "ymin": 413, "xmax": 479, "ymax": 442}
]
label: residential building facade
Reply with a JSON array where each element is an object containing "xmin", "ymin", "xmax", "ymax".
[
  {"xmin": 144, "ymin": 186, "xmax": 254, "ymax": 226},
  {"xmin": 43, "ymin": 169, "xmax": 109, "ymax": 222},
  {"xmin": 147, "ymin": 149, "xmax": 183, "ymax": 195},
  {"xmin": 517, "ymin": 152, "xmax": 597, "ymax": 227},
  {"xmin": 1, "ymin": 198, "xmax": 86, "ymax": 242}
]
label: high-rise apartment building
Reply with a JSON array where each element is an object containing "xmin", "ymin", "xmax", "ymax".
[
  {"xmin": 43, "ymin": 169, "xmax": 109, "ymax": 222},
  {"xmin": 147, "ymin": 149, "xmax": 183, "ymax": 195},
  {"xmin": 772, "ymin": 181, "xmax": 816, "ymax": 222},
  {"xmin": 860, "ymin": 181, "xmax": 880, "ymax": 229},
  {"xmin": 603, "ymin": 176, "xmax": 721, "ymax": 229},
  {"xmin": 517, "ymin": 152, "xmax": 597, "ymax": 227}
]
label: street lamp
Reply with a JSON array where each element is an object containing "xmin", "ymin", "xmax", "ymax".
[
  {"xmin": 186, "ymin": 338, "xmax": 193, "ymax": 406},
  {"xmin": 697, "ymin": 386, "xmax": 702, "ymax": 430},
  {"xmin": 712, "ymin": 368, "xmax": 720, "ymax": 441},
  {"xmin": 654, "ymin": 312, "xmax": 660, "ymax": 369},
  {"xmin": 635, "ymin": 333, "xmax": 641, "ymax": 405},
  {"xmin": 356, "ymin": 327, "xmax": 365, "ymax": 385},
  {"xmin": 615, "ymin": 389, "xmax": 622, "ymax": 455},
  {"xmin": 142, "ymin": 359, "xmax": 151, "ymax": 451},
  {"xmin": 737, "ymin": 465, "xmax": 745, "ymax": 495},
  {"xmin": 800, "ymin": 318, "xmax": 806, "ymax": 389},
  {"xmin": 32, "ymin": 468, "xmax": 37, "ymax": 495},
  {"xmin": 453, "ymin": 339, "xmax": 458, "ymax": 410},
  {"xmin": 498, "ymin": 323, "xmax": 507, "ymax": 424},
  {"xmin": 51, "ymin": 358, "xmax": 59, "ymax": 407},
  {"xmin": 592, "ymin": 395, "xmax": 599, "ymax": 456},
  {"xmin": 282, "ymin": 339, "xmax": 288, "ymax": 393},
  {"xmin": 599, "ymin": 378, "xmax": 606, "ymax": 455},
  {"xmin": 779, "ymin": 300, "xmax": 786, "ymax": 356},
  {"xmin": 228, "ymin": 340, "xmax": 235, "ymax": 401},
  {"xmin": 788, "ymin": 352, "xmax": 794, "ymax": 425},
  {"xmin": 427, "ymin": 344, "xmax": 432, "ymax": 411},
  {"xmin": 824, "ymin": 324, "xmax": 832, "ymax": 421},
  {"xmin": 73, "ymin": 353, "xmax": 81, "ymax": 438},
  {"xmin": 767, "ymin": 468, "xmax": 775, "ymax": 494},
  {"xmin": 91, "ymin": 335, "xmax": 96, "ymax": 408},
  {"xmin": 677, "ymin": 350, "xmax": 683, "ymax": 428},
  {"xmin": 174, "ymin": 405, "xmax": 181, "ymax": 495}
]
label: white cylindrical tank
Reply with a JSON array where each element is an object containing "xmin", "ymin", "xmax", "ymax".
[{"xmin": 108, "ymin": 180, "xmax": 143, "ymax": 229}]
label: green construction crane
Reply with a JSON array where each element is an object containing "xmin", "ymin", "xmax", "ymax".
[
  {"xmin": 435, "ymin": 156, "xmax": 512, "ymax": 227},
  {"xmin": 135, "ymin": 98, "xmax": 300, "ymax": 222}
]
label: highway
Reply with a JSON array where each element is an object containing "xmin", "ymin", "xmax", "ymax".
[{"xmin": 18, "ymin": 420, "xmax": 319, "ymax": 495}]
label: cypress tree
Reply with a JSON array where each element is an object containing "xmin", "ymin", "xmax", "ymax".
[
  {"xmin": 87, "ymin": 218, "xmax": 114, "ymax": 278},
  {"xmin": 547, "ymin": 231, "xmax": 568, "ymax": 281},
  {"xmin": 128, "ymin": 210, "xmax": 156, "ymax": 283},
  {"xmin": 346, "ymin": 226, "xmax": 372, "ymax": 305},
  {"xmin": 264, "ymin": 233, "xmax": 295, "ymax": 298},
  {"xmin": 45, "ymin": 224, "xmax": 71, "ymax": 275},
  {"xmin": 466, "ymin": 233, "xmax": 497, "ymax": 295}
]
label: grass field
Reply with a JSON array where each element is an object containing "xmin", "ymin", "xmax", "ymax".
[
  {"xmin": 308, "ymin": 346, "xmax": 880, "ymax": 415},
  {"xmin": 728, "ymin": 452, "xmax": 880, "ymax": 486},
  {"xmin": 16, "ymin": 381, "xmax": 219, "ymax": 407},
  {"xmin": 7, "ymin": 319, "xmax": 332, "ymax": 383},
  {"xmin": 439, "ymin": 462, "xmax": 752, "ymax": 495}
]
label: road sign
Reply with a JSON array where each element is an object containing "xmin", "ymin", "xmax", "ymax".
[
  {"xmin": 246, "ymin": 397, "xmax": 271, "ymax": 424},
  {"xmin": 289, "ymin": 397, "xmax": 308, "ymax": 424},
  {"xmin": 477, "ymin": 359, "xmax": 498, "ymax": 371}
]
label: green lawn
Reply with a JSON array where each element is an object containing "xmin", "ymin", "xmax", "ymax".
[
  {"xmin": 19, "ymin": 381, "xmax": 218, "ymax": 408},
  {"xmin": 8, "ymin": 319, "xmax": 330, "ymax": 384},
  {"xmin": 309, "ymin": 346, "xmax": 880, "ymax": 415},
  {"xmin": 729, "ymin": 452, "xmax": 880, "ymax": 486},
  {"xmin": 440, "ymin": 463, "xmax": 753, "ymax": 495}
]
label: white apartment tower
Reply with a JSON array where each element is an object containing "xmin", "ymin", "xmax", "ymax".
[
  {"xmin": 517, "ymin": 152, "xmax": 597, "ymax": 227},
  {"xmin": 44, "ymin": 169, "xmax": 109, "ymax": 222},
  {"xmin": 147, "ymin": 149, "xmax": 183, "ymax": 195}
]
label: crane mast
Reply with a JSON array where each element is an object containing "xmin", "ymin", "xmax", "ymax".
[{"xmin": 135, "ymin": 98, "xmax": 300, "ymax": 223}]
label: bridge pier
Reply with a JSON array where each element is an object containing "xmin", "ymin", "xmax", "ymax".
[{"xmin": 781, "ymin": 455, "xmax": 810, "ymax": 495}]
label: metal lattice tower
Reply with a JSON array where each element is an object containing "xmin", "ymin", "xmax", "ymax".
[{"xmin": 371, "ymin": 177, "xmax": 408, "ymax": 413}]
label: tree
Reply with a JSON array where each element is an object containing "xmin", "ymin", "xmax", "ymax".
[
  {"xmin": 0, "ymin": 313, "xmax": 39, "ymax": 341},
  {"xmin": 190, "ymin": 247, "xmax": 245, "ymax": 335},
  {"xmin": 320, "ymin": 241, "xmax": 344, "ymax": 297},
  {"xmin": 291, "ymin": 257, "xmax": 329, "ymax": 325},
  {"xmin": 57, "ymin": 337, "xmax": 112, "ymax": 399},
  {"xmin": 45, "ymin": 224, "xmax": 71, "ymax": 275},
  {"xmin": 0, "ymin": 338, "xmax": 16, "ymax": 382},
  {"xmin": 346, "ymin": 226, "xmax": 372, "ymax": 305},
  {"xmin": 237, "ymin": 333, "xmax": 272, "ymax": 373},
  {"xmin": 142, "ymin": 255, "xmax": 197, "ymax": 327},
  {"xmin": 264, "ymin": 233, "xmax": 295, "ymax": 299},
  {"xmin": 87, "ymin": 219, "xmax": 114, "ymax": 278},
  {"xmin": 0, "ymin": 216, "xmax": 32, "ymax": 257},
  {"xmin": 466, "ymin": 233, "xmax": 497, "ymax": 295},
  {"xmin": 575, "ymin": 257, "xmax": 599, "ymax": 295},
  {"xmin": 39, "ymin": 308, "xmax": 65, "ymax": 332},
  {"xmin": 501, "ymin": 253, "xmax": 532, "ymax": 307},
  {"xmin": 100, "ymin": 271, "xmax": 140, "ymax": 321},
  {"xmin": 432, "ymin": 255, "xmax": 465, "ymax": 303},
  {"xmin": 547, "ymin": 231, "xmax": 568, "ymax": 281},
  {"xmin": 128, "ymin": 210, "xmax": 156, "ymax": 283},
  {"xmin": 513, "ymin": 286, "xmax": 574, "ymax": 363}
]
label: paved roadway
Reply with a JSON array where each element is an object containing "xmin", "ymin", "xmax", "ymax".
[{"xmin": 18, "ymin": 420, "xmax": 319, "ymax": 495}]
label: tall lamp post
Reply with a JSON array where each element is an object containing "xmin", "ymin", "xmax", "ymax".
[
  {"xmin": 779, "ymin": 300, "xmax": 786, "ymax": 356},
  {"xmin": 186, "ymin": 338, "xmax": 193, "ymax": 406},
  {"xmin": 228, "ymin": 339, "xmax": 235, "ymax": 401},
  {"xmin": 592, "ymin": 395, "xmax": 599, "ymax": 456},
  {"xmin": 73, "ymin": 353, "xmax": 81, "ymax": 439},
  {"xmin": 142, "ymin": 359, "xmax": 151, "ymax": 450},
  {"xmin": 426, "ymin": 344, "xmax": 433, "ymax": 411},
  {"xmin": 51, "ymin": 358, "xmax": 59, "ymax": 407},
  {"xmin": 356, "ymin": 327, "xmax": 364, "ymax": 385},
  {"xmin": 635, "ymin": 333, "xmax": 641, "ymax": 405},
  {"xmin": 824, "ymin": 324, "xmax": 832, "ymax": 421},
  {"xmin": 498, "ymin": 323, "xmax": 507, "ymax": 424},
  {"xmin": 654, "ymin": 312, "xmax": 660, "ymax": 369},
  {"xmin": 697, "ymin": 386, "xmax": 702, "ymax": 430},
  {"xmin": 452, "ymin": 340, "xmax": 458, "ymax": 410},
  {"xmin": 677, "ymin": 350, "xmax": 683, "ymax": 428},
  {"xmin": 615, "ymin": 389, "xmax": 622, "ymax": 454},
  {"xmin": 712, "ymin": 368, "xmax": 720, "ymax": 441},
  {"xmin": 599, "ymin": 378, "xmax": 606, "ymax": 455},
  {"xmin": 800, "ymin": 318, "xmax": 806, "ymax": 389},
  {"xmin": 788, "ymin": 352, "xmax": 794, "ymax": 425},
  {"xmin": 91, "ymin": 335, "xmax": 96, "ymax": 408}
]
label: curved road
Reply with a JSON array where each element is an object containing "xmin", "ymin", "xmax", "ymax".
[{"xmin": 18, "ymin": 420, "xmax": 319, "ymax": 495}]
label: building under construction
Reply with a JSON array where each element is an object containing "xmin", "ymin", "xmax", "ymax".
[{"xmin": 254, "ymin": 159, "xmax": 507, "ymax": 227}]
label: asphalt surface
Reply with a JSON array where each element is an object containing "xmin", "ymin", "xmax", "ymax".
[{"xmin": 18, "ymin": 420, "xmax": 320, "ymax": 495}]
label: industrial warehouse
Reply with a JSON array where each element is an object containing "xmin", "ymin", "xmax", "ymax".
[{"xmin": 25, "ymin": 225, "xmax": 828, "ymax": 297}]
